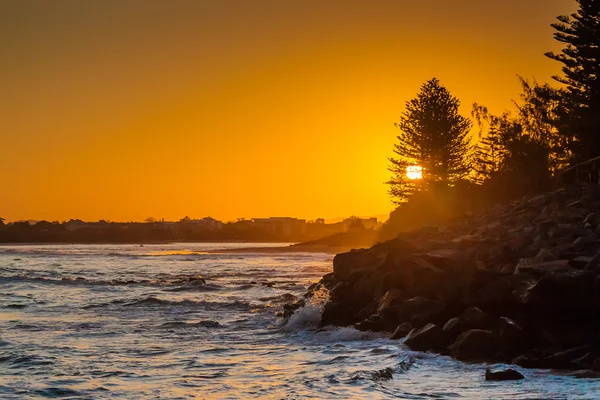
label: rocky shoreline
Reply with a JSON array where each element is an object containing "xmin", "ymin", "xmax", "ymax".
[{"xmin": 288, "ymin": 183, "xmax": 600, "ymax": 376}]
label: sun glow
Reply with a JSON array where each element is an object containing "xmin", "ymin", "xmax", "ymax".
[{"xmin": 406, "ymin": 165, "xmax": 423, "ymax": 180}]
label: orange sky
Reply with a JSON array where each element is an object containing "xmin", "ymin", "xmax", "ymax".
[{"xmin": 0, "ymin": 0, "xmax": 575, "ymax": 222}]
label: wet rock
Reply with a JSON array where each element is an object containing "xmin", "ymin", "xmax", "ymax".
[
  {"xmin": 562, "ymin": 369, "xmax": 600, "ymax": 379},
  {"xmin": 282, "ymin": 299, "xmax": 305, "ymax": 319},
  {"xmin": 513, "ymin": 354, "xmax": 542, "ymax": 368},
  {"xmin": 449, "ymin": 329, "xmax": 495, "ymax": 361},
  {"xmin": 493, "ymin": 317, "xmax": 527, "ymax": 355},
  {"xmin": 391, "ymin": 322, "xmax": 412, "ymax": 340},
  {"xmin": 371, "ymin": 367, "xmax": 394, "ymax": 381},
  {"xmin": 485, "ymin": 367, "xmax": 524, "ymax": 381},
  {"xmin": 537, "ymin": 346, "xmax": 591, "ymax": 370},
  {"xmin": 321, "ymin": 301, "xmax": 357, "ymax": 327},
  {"xmin": 570, "ymin": 352, "xmax": 594, "ymax": 370},
  {"xmin": 355, "ymin": 314, "xmax": 385, "ymax": 332},
  {"xmin": 404, "ymin": 323, "xmax": 444, "ymax": 351},
  {"xmin": 442, "ymin": 317, "xmax": 461, "ymax": 342}
]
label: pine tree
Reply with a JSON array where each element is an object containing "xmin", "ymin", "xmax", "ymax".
[
  {"xmin": 388, "ymin": 78, "xmax": 472, "ymax": 204},
  {"xmin": 545, "ymin": 0, "xmax": 600, "ymax": 160}
]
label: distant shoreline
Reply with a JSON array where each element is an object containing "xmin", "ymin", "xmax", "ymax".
[
  {"xmin": 0, "ymin": 241, "xmax": 357, "ymax": 254},
  {"xmin": 0, "ymin": 240, "xmax": 293, "ymax": 246}
]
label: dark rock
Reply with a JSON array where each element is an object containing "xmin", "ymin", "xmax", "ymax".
[
  {"xmin": 391, "ymin": 322, "xmax": 413, "ymax": 340},
  {"xmin": 485, "ymin": 367, "xmax": 524, "ymax": 381},
  {"xmin": 584, "ymin": 212, "xmax": 600, "ymax": 228},
  {"xmin": 513, "ymin": 354, "xmax": 542, "ymax": 368},
  {"xmin": 404, "ymin": 323, "xmax": 444, "ymax": 351},
  {"xmin": 571, "ymin": 256, "xmax": 594, "ymax": 269},
  {"xmin": 458, "ymin": 307, "xmax": 495, "ymax": 331},
  {"xmin": 321, "ymin": 301, "xmax": 357, "ymax": 327},
  {"xmin": 562, "ymin": 369, "xmax": 600, "ymax": 378},
  {"xmin": 520, "ymin": 270, "xmax": 595, "ymax": 315},
  {"xmin": 395, "ymin": 297, "xmax": 447, "ymax": 326},
  {"xmin": 377, "ymin": 289, "xmax": 406, "ymax": 315},
  {"xmin": 514, "ymin": 258, "xmax": 571, "ymax": 276},
  {"xmin": 449, "ymin": 329, "xmax": 495, "ymax": 361},
  {"xmin": 355, "ymin": 314, "xmax": 385, "ymax": 332},
  {"xmin": 571, "ymin": 352, "xmax": 594, "ymax": 370},
  {"xmin": 442, "ymin": 317, "xmax": 461, "ymax": 342},
  {"xmin": 467, "ymin": 277, "xmax": 513, "ymax": 307},
  {"xmin": 493, "ymin": 317, "xmax": 527, "ymax": 357},
  {"xmin": 332, "ymin": 250, "xmax": 384, "ymax": 282},
  {"xmin": 571, "ymin": 235, "xmax": 600, "ymax": 252},
  {"xmin": 371, "ymin": 367, "xmax": 394, "ymax": 381},
  {"xmin": 537, "ymin": 346, "xmax": 591, "ymax": 370},
  {"xmin": 282, "ymin": 299, "xmax": 305, "ymax": 319}
]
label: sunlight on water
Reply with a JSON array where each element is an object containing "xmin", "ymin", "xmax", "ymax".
[{"xmin": 1, "ymin": 243, "xmax": 599, "ymax": 399}]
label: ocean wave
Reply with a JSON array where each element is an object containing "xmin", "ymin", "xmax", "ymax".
[
  {"xmin": 119, "ymin": 296, "xmax": 259, "ymax": 311},
  {"xmin": 33, "ymin": 387, "xmax": 82, "ymax": 398},
  {"xmin": 0, "ymin": 353, "xmax": 55, "ymax": 368},
  {"xmin": 0, "ymin": 274, "xmax": 215, "ymax": 292},
  {"xmin": 4, "ymin": 304, "xmax": 28, "ymax": 309},
  {"xmin": 163, "ymin": 282, "xmax": 221, "ymax": 292},
  {"xmin": 259, "ymin": 293, "xmax": 296, "ymax": 303},
  {"xmin": 159, "ymin": 320, "xmax": 221, "ymax": 329}
]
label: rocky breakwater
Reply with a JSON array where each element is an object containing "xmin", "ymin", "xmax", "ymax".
[{"xmin": 300, "ymin": 183, "xmax": 600, "ymax": 372}]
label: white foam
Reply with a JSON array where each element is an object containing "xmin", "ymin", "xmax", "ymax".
[
  {"xmin": 314, "ymin": 326, "xmax": 383, "ymax": 342},
  {"xmin": 280, "ymin": 286, "xmax": 329, "ymax": 332}
]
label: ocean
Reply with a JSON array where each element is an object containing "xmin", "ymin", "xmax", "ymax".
[{"xmin": 1, "ymin": 243, "xmax": 599, "ymax": 399}]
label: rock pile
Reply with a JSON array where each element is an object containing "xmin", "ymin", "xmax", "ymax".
[{"xmin": 300, "ymin": 183, "xmax": 600, "ymax": 371}]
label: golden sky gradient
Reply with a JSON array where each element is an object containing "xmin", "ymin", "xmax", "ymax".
[{"xmin": 0, "ymin": 0, "xmax": 575, "ymax": 222}]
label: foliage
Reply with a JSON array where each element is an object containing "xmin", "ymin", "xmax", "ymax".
[
  {"xmin": 545, "ymin": 0, "xmax": 600, "ymax": 160},
  {"xmin": 388, "ymin": 78, "xmax": 472, "ymax": 204}
]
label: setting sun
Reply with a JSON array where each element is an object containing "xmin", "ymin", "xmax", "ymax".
[{"xmin": 406, "ymin": 165, "xmax": 423, "ymax": 180}]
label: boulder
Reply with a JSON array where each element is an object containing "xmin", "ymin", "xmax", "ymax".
[
  {"xmin": 321, "ymin": 301, "xmax": 357, "ymax": 327},
  {"xmin": 442, "ymin": 317, "xmax": 461, "ymax": 342},
  {"xmin": 562, "ymin": 369, "xmax": 600, "ymax": 379},
  {"xmin": 395, "ymin": 297, "xmax": 447, "ymax": 326},
  {"xmin": 355, "ymin": 314, "xmax": 385, "ymax": 332},
  {"xmin": 377, "ymin": 289, "xmax": 406, "ymax": 315},
  {"xmin": 458, "ymin": 307, "xmax": 495, "ymax": 331},
  {"xmin": 514, "ymin": 259, "xmax": 571, "ymax": 276},
  {"xmin": 493, "ymin": 317, "xmax": 528, "ymax": 359},
  {"xmin": 537, "ymin": 346, "xmax": 591, "ymax": 370},
  {"xmin": 332, "ymin": 249, "xmax": 384, "ymax": 282},
  {"xmin": 404, "ymin": 323, "xmax": 444, "ymax": 351},
  {"xmin": 571, "ymin": 235, "xmax": 600, "ymax": 252},
  {"xmin": 467, "ymin": 277, "xmax": 513, "ymax": 307},
  {"xmin": 391, "ymin": 322, "xmax": 413, "ymax": 340},
  {"xmin": 584, "ymin": 212, "xmax": 600, "ymax": 228},
  {"xmin": 448, "ymin": 329, "xmax": 495, "ymax": 361},
  {"xmin": 485, "ymin": 368, "xmax": 524, "ymax": 381},
  {"xmin": 520, "ymin": 270, "xmax": 595, "ymax": 315}
]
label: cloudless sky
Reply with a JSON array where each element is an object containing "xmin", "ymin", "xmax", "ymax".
[{"xmin": 0, "ymin": 0, "xmax": 575, "ymax": 222}]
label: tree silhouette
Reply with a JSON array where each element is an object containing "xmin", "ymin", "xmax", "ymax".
[
  {"xmin": 545, "ymin": 0, "xmax": 600, "ymax": 160},
  {"xmin": 388, "ymin": 78, "xmax": 472, "ymax": 203}
]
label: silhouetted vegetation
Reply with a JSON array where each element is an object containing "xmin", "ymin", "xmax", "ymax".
[
  {"xmin": 388, "ymin": 78, "xmax": 472, "ymax": 204},
  {"xmin": 383, "ymin": 0, "xmax": 600, "ymax": 239},
  {"xmin": 546, "ymin": 0, "xmax": 600, "ymax": 161}
]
